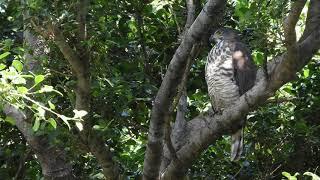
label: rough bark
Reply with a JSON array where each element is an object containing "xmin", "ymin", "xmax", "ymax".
[
  {"xmin": 30, "ymin": 1, "xmax": 120, "ymax": 178},
  {"xmin": 2, "ymin": 2, "xmax": 75, "ymax": 178},
  {"xmin": 161, "ymin": 0, "xmax": 201, "ymax": 174},
  {"xmin": 299, "ymin": 0, "xmax": 320, "ymax": 41},
  {"xmin": 143, "ymin": 0, "xmax": 226, "ymax": 179},
  {"xmin": 160, "ymin": 1, "xmax": 320, "ymax": 178},
  {"xmin": 47, "ymin": 1, "xmax": 119, "ymax": 178},
  {"xmin": 4, "ymin": 105, "xmax": 73, "ymax": 179},
  {"xmin": 283, "ymin": 0, "xmax": 307, "ymax": 48}
]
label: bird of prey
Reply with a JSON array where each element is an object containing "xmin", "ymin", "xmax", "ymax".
[{"xmin": 205, "ymin": 27, "xmax": 257, "ymax": 161}]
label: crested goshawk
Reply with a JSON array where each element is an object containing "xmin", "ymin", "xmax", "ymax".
[{"xmin": 205, "ymin": 27, "xmax": 257, "ymax": 161}]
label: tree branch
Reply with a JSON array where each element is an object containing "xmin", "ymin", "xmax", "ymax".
[
  {"xmin": 162, "ymin": 16, "xmax": 320, "ymax": 180},
  {"xmin": 14, "ymin": 149, "xmax": 32, "ymax": 180},
  {"xmin": 143, "ymin": 0, "xmax": 226, "ymax": 179},
  {"xmin": 161, "ymin": 0, "xmax": 201, "ymax": 174},
  {"xmin": 47, "ymin": 24, "xmax": 86, "ymax": 77},
  {"xmin": 50, "ymin": 23, "xmax": 120, "ymax": 180},
  {"xmin": 77, "ymin": 0, "xmax": 88, "ymax": 41},
  {"xmin": 299, "ymin": 0, "xmax": 320, "ymax": 42},
  {"xmin": 160, "ymin": 2, "xmax": 320, "ymax": 178},
  {"xmin": 18, "ymin": 9, "xmax": 75, "ymax": 178},
  {"xmin": 283, "ymin": 0, "xmax": 306, "ymax": 48},
  {"xmin": 4, "ymin": 104, "xmax": 74, "ymax": 179},
  {"xmin": 31, "ymin": 8, "xmax": 120, "ymax": 178}
]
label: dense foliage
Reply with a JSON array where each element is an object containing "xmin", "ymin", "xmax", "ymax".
[{"xmin": 0, "ymin": 0, "xmax": 319, "ymax": 179}]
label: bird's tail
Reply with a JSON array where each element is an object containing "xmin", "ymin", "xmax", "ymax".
[{"xmin": 230, "ymin": 128, "xmax": 243, "ymax": 161}]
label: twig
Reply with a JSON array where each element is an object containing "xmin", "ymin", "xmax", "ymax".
[{"xmin": 14, "ymin": 149, "xmax": 32, "ymax": 180}]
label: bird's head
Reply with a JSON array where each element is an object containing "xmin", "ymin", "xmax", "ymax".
[{"xmin": 209, "ymin": 27, "xmax": 241, "ymax": 44}]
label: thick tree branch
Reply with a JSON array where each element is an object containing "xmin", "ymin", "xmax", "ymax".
[
  {"xmin": 16, "ymin": 9, "xmax": 75, "ymax": 178},
  {"xmin": 162, "ymin": 0, "xmax": 201, "ymax": 174},
  {"xmin": 48, "ymin": 24, "xmax": 86, "ymax": 77},
  {"xmin": 160, "ymin": 2, "xmax": 320, "ymax": 178},
  {"xmin": 4, "ymin": 105, "xmax": 74, "ymax": 179},
  {"xmin": 143, "ymin": 0, "xmax": 226, "ymax": 179},
  {"xmin": 162, "ymin": 18, "xmax": 320, "ymax": 180},
  {"xmin": 31, "ymin": 7, "xmax": 120, "ymax": 178},
  {"xmin": 299, "ymin": 0, "xmax": 320, "ymax": 42},
  {"xmin": 283, "ymin": 0, "xmax": 306, "ymax": 48},
  {"xmin": 49, "ymin": 26, "xmax": 119, "ymax": 180},
  {"xmin": 185, "ymin": 0, "xmax": 200, "ymax": 30},
  {"xmin": 77, "ymin": 0, "xmax": 88, "ymax": 41}
]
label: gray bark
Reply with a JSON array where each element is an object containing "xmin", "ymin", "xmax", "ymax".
[
  {"xmin": 160, "ymin": 1, "xmax": 320, "ymax": 178},
  {"xmin": 161, "ymin": 0, "xmax": 201, "ymax": 175},
  {"xmin": 45, "ymin": 1, "xmax": 120, "ymax": 178},
  {"xmin": 143, "ymin": 0, "xmax": 226, "ymax": 179},
  {"xmin": 1, "ymin": 2, "xmax": 75, "ymax": 178},
  {"xmin": 4, "ymin": 105, "xmax": 74, "ymax": 179}
]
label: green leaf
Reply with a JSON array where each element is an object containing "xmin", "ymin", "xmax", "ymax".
[
  {"xmin": 303, "ymin": 69, "xmax": 310, "ymax": 78},
  {"xmin": 282, "ymin": 172, "xmax": 299, "ymax": 180},
  {"xmin": 0, "ymin": 63, "xmax": 6, "ymax": 70},
  {"xmin": 33, "ymin": 118, "xmax": 40, "ymax": 131},
  {"xmin": 17, "ymin": 86, "xmax": 28, "ymax": 94},
  {"xmin": 93, "ymin": 125, "xmax": 101, "ymax": 130},
  {"xmin": 5, "ymin": 116, "xmax": 16, "ymax": 125},
  {"xmin": 48, "ymin": 118, "xmax": 57, "ymax": 129},
  {"xmin": 0, "ymin": 52, "xmax": 11, "ymax": 60},
  {"xmin": 12, "ymin": 60, "xmax": 23, "ymax": 72},
  {"xmin": 34, "ymin": 75, "xmax": 45, "ymax": 85},
  {"xmin": 60, "ymin": 115, "xmax": 71, "ymax": 129},
  {"xmin": 254, "ymin": 51, "xmax": 264, "ymax": 65},
  {"xmin": 304, "ymin": 172, "xmax": 320, "ymax": 180},
  {"xmin": 48, "ymin": 100, "xmax": 55, "ymax": 110}
]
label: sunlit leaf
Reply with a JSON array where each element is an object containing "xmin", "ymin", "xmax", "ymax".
[
  {"xmin": 38, "ymin": 85, "xmax": 63, "ymax": 96},
  {"xmin": 282, "ymin": 172, "xmax": 299, "ymax": 180},
  {"xmin": 60, "ymin": 115, "xmax": 71, "ymax": 129},
  {"xmin": 0, "ymin": 63, "xmax": 6, "ymax": 70},
  {"xmin": 0, "ymin": 52, "xmax": 10, "ymax": 60},
  {"xmin": 12, "ymin": 60, "xmax": 23, "ymax": 72},
  {"xmin": 48, "ymin": 118, "xmax": 57, "ymax": 129},
  {"xmin": 253, "ymin": 51, "xmax": 264, "ymax": 65},
  {"xmin": 48, "ymin": 100, "xmax": 55, "ymax": 110},
  {"xmin": 303, "ymin": 69, "xmax": 310, "ymax": 78},
  {"xmin": 39, "ymin": 85, "xmax": 54, "ymax": 92},
  {"xmin": 5, "ymin": 116, "xmax": 16, "ymax": 125},
  {"xmin": 33, "ymin": 118, "xmax": 40, "ymax": 131},
  {"xmin": 34, "ymin": 75, "xmax": 45, "ymax": 85},
  {"xmin": 12, "ymin": 77, "xmax": 26, "ymax": 84},
  {"xmin": 17, "ymin": 86, "xmax": 28, "ymax": 94},
  {"xmin": 73, "ymin": 109, "xmax": 88, "ymax": 119},
  {"xmin": 304, "ymin": 172, "xmax": 320, "ymax": 180},
  {"xmin": 75, "ymin": 121, "xmax": 83, "ymax": 131},
  {"xmin": 37, "ymin": 106, "xmax": 45, "ymax": 118}
]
